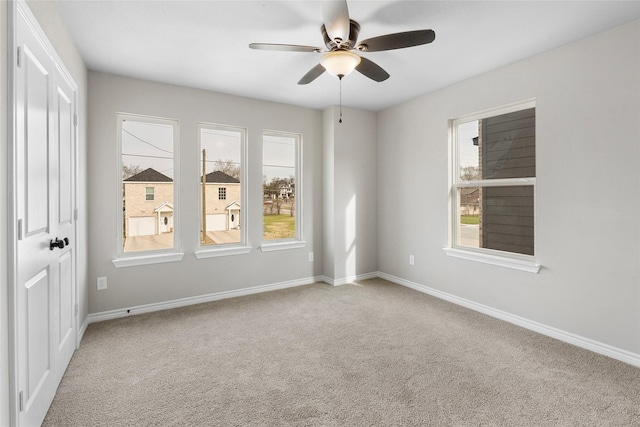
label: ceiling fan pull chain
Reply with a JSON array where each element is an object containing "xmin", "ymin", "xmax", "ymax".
[{"xmin": 339, "ymin": 76, "xmax": 343, "ymax": 124}]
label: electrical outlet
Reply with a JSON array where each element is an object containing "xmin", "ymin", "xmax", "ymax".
[
  {"xmin": 309, "ymin": 252, "xmax": 314, "ymax": 262},
  {"xmin": 409, "ymin": 255, "xmax": 415, "ymax": 265},
  {"xmin": 97, "ymin": 276, "xmax": 107, "ymax": 290}
]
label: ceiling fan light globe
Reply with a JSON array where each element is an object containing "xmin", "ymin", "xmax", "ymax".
[{"xmin": 320, "ymin": 50, "xmax": 361, "ymax": 78}]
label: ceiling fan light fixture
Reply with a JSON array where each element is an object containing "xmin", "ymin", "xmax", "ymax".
[{"xmin": 320, "ymin": 50, "xmax": 361, "ymax": 78}]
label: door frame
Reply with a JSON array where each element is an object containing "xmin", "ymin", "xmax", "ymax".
[{"xmin": 6, "ymin": 1, "xmax": 80, "ymax": 425}]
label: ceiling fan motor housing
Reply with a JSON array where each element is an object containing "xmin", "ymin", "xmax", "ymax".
[{"xmin": 322, "ymin": 20, "xmax": 361, "ymax": 50}]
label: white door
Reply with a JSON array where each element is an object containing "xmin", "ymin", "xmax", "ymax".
[{"xmin": 15, "ymin": 8, "xmax": 77, "ymax": 426}]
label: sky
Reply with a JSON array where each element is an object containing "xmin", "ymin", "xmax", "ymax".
[
  {"xmin": 200, "ymin": 127, "xmax": 242, "ymax": 175},
  {"xmin": 458, "ymin": 119, "xmax": 480, "ymax": 170},
  {"xmin": 263, "ymin": 134, "xmax": 296, "ymax": 183},
  {"xmin": 122, "ymin": 119, "xmax": 175, "ymax": 178}
]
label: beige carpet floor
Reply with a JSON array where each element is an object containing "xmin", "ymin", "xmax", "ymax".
[{"xmin": 44, "ymin": 278, "xmax": 640, "ymax": 426}]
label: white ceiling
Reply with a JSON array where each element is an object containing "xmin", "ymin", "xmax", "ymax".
[{"xmin": 55, "ymin": 1, "xmax": 640, "ymax": 112}]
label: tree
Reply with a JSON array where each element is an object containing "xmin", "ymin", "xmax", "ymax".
[
  {"xmin": 213, "ymin": 159, "xmax": 240, "ymax": 180},
  {"xmin": 460, "ymin": 165, "xmax": 480, "ymax": 181},
  {"xmin": 122, "ymin": 164, "xmax": 143, "ymax": 180},
  {"xmin": 263, "ymin": 177, "xmax": 287, "ymax": 215}
]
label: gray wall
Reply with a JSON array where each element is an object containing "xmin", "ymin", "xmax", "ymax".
[
  {"xmin": 88, "ymin": 72, "xmax": 324, "ymax": 313},
  {"xmin": 322, "ymin": 106, "xmax": 378, "ymax": 283},
  {"xmin": 1, "ymin": 1, "xmax": 89, "ymax": 424},
  {"xmin": 377, "ymin": 20, "xmax": 640, "ymax": 354}
]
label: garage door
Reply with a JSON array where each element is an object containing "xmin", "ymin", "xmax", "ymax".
[
  {"xmin": 206, "ymin": 214, "xmax": 226, "ymax": 231},
  {"xmin": 128, "ymin": 217, "xmax": 156, "ymax": 236}
]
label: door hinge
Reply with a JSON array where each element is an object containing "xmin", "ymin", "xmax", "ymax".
[
  {"xmin": 75, "ymin": 304, "xmax": 79, "ymax": 316},
  {"xmin": 17, "ymin": 219, "xmax": 23, "ymax": 241},
  {"xmin": 74, "ymin": 208, "xmax": 79, "ymax": 222},
  {"xmin": 19, "ymin": 390, "xmax": 24, "ymax": 412},
  {"xmin": 17, "ymin": 46, "xmax": 22, "ymax": 68},
  {"xmin": 74, "ymin": 114, "xmax": 78, "ymax": 127}
]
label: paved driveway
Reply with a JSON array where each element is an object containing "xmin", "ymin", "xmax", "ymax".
[{"xmin": 123, "ymin": 233, "xmax": 174, "ymax": 252}]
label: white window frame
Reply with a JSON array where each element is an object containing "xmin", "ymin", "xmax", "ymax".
[
  {"xmin": 195, "ymin": 122, "xmax": 251, "ymax": 259},
  {"xmin": 260, "ymin": 130, "xmax": 305, "ymax": 252},
  {"xmin": 445, "ymin": 99, "xmax": 540, "ymax": 273},
  {"xmin": 113, "ymin": 113, "xmax": 183, "ymax": 268}
]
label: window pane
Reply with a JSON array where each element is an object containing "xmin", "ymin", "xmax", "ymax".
[
  {"xmin": 457, "ymin": 186, "xmax": 481, "ymax": 248},
  {"xmin": 481, "ymin": 108, "xmax": 536, "ymax": 179},
  {"xmin": 263, "ymin": 133, "xmax": 297, "ymax": 241},
  {"xmin": 458, "ymin": 120, "xmax": 481, "ymax": 181},
  {"xmin": 121, "ymin": 118, "xmax": 175, "ymax": 253},
  {"xmin": 457, "ymin": 185, "xmax": 534, "ymax": 256},
  {"xmin": 458, "ymin": 108, "xmax": 536, "ymax": 181},
  {"xmin": 200, "ymin": 126, "xmax": 242, "ymax": 246}
]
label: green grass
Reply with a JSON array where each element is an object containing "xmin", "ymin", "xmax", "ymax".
[
  {"xmin": 460, "ymin": 215, "xmax": 480, "ymax": 225},
  {"xmin": 263, "ymin": 214, "xmax": 295, "ymax": 240}
]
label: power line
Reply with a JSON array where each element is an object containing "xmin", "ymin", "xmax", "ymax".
[
  {"xmin": 123, "ymin": 153, "xmax": 173, "ymax": 160},
  {"xmin": 123, "ymin": 128, "xmax": 173, "ymax": 154},
  {"xmin": 263, "ymin": 164, "xmax": 295, "ymax": 169}
]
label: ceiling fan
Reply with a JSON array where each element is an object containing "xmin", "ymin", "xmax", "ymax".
[{"xmin": 249, "ymin": 0, "xmax": 436, "ymax": 85}]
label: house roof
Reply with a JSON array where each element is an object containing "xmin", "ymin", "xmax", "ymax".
[
  {"xmin": 124, "ymin": 168, "xmax": 173, "ymax": 182},
  {"xmin": 226, "ymin": 201, "xmax": 240, "ymax": 211},
  {"xmin": 155, "ymin": 202, "xmax": 174, "ymax": 213},
  {"xmin": 204, "ymin": 171, "xmax": 240, "ymax": 184}
]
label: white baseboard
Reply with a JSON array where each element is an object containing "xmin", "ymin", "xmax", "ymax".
[
  {"xmin": 321, "ymin": 272, "xmax": 379, "ymax": 286},
  {"xmin": 87, "ymin": 275, "xmax": 324, "ymax": 324},
  {"xmin": 77, "ymin": 316, "xmax": 89, "ymax": 348},
  {"xmin": 378, "ymin": 271, "xmax": 640, "ymax": 368}
]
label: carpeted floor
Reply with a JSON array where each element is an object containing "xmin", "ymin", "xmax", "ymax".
[{"xmin": 43, "ymin": 278, "xmax": 640, "ymax": 426}]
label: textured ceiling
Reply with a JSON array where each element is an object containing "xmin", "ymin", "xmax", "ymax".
[{"xmin": 55, "ymin": 1, "xmax": 640, "ymax": 111}]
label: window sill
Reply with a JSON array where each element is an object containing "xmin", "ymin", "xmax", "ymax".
[
  {"xmin": 259, "ymin": 240, "xmax": 307, "ymax": 252},
  {"xmin": 194, "ymin": 245, "xmax": 252, "ymax": 259},
  {"xmin": 112, "ymin": 252, "xmax": 185, "ymax": 268},
  {"xmin": 443, "ymin": 247, "xmax": 541, "ymax": 274}
]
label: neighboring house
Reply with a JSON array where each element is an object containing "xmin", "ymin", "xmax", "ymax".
[
  {"xmin": 459, "ymin": 187, "xmax": 480, "ymax": 215},
  {"xmin": 202, "ymin": 171, "xmax": 241, "ymax": 231},
  {"xmin": 278, "ymin": 183, "xmax": 294, "ymax": 199},
  {"xmin": 123, "ymin": 168, "xmax": 174, "ymax": 237},
  {"xmin": 124, "ymin": 169, "xmax": 241, "ymax": 236}
]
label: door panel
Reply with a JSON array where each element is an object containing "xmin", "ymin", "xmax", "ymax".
[
  {"xmin": 58, "ymin": 251, "xmax": 73, "ymax": 351},
  {"xmin": 24, "ymin": 47, "xmax": 50, "ymax": 235},
  {"xmin": 57, "ymin": 87, "xmax": 73, "ymax": 224},
  {"xmin": 53, "ymin": 67, "xmax": 76, "ymax": 381},
  {"xmin": 25, "ymin": 269, "xmax": 51, "ymax": 402}
]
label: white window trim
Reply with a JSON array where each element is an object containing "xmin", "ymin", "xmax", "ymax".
[
  {"xmin": 114, "ymin": 113, "xmax": 182, "ymax": 267},
  {"xmin": 444, "ymin": 248, "xmax": 541, "ymax": 273},
  {"xmin": 446, "ymin": 99, "xmax": 540, "ymax": 273},
  {"xmin": 259, "ymin": 240, "xmax": 307, "ymax": 252},
  {"xmin": 195, "ymin": 245, "xmax": 252, "ymax": 259},
  {"xmin": 195, "ymin": 122, "xmax": 250, "ymax": 257},
  {"xmin": 113, "ymin": 252, "xmax": 184, "ymax": 268},
  {"xmin": 259, "ymin": 130, "xmax": 304, "ymax": 252}
]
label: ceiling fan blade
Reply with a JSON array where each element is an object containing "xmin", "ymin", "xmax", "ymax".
[
  {"xmin": 355, "ymin": 56, "xmax": 390, "ymax": 82},
  {"xmin": 357, "ymin": 29, "xmax": 436, "ymax": 52},
  {"xmin": 298, "ymin": 63, "xmax": 326, "ymax": 85},
  {"xmin": 249, "ymin": 43, "xmax": 322, "ymax": 53},
  {"xmin": 322, "ymin": 0, "xmax": 350, "ymax": 42}
]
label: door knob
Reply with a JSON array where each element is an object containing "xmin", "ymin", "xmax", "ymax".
[{"xmin": 49, "ymin": 237, "xmax": 69, "ymax": 250}]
